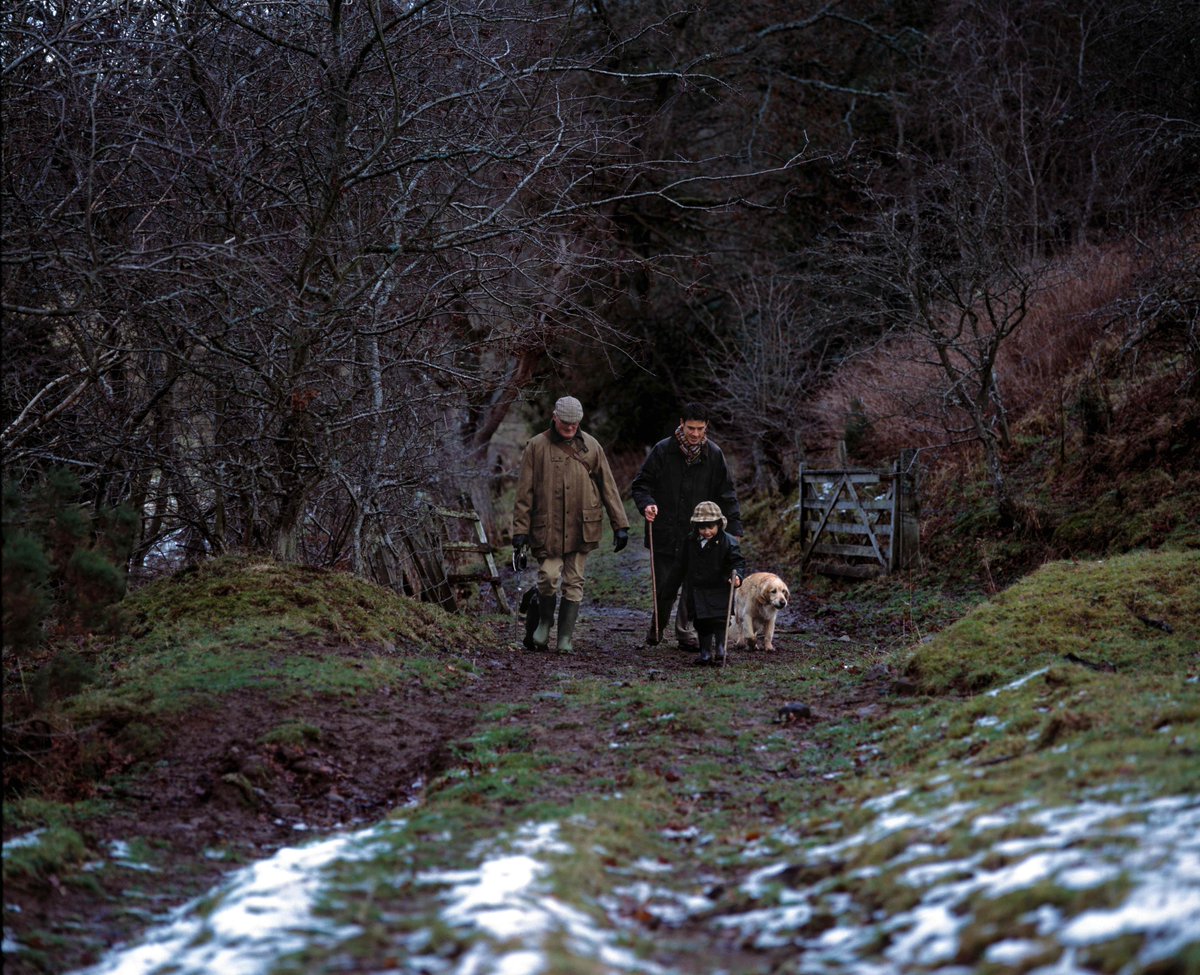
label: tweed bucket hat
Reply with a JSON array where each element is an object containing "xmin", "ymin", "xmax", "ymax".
[
  {"xmin": 690, "ymin": 500, "xmax": 727, "ymax": 529},
  {"xmin": 553, "ymin": 396, "xmax": 584, "ymax": 423}
]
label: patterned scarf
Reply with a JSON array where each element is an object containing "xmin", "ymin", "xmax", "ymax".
[{"xmin": 674, "ymin": 424, "xmax": 706, "ymax": 466}]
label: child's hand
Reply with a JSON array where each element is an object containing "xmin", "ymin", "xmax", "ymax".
[{"xmin": 731, "ymin": 574, "xmax": 741, "ymax": 587}]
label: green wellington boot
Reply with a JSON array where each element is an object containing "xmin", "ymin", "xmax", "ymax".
[
  {"xmin": 555, "ymin": 599, "xmax": 582, "ymax": 653},
  {"xmin": 531, "ymin": 593, "xmax": 557, "ymax": 651}
]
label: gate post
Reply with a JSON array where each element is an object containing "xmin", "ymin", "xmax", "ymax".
[
  {"xmin": 889, "ymin": 456, "xmax": 902, "ymax": 573},
  {"xmin": 797, "ymin": 460, "xmax": 807, "ymax": 574},
  {"xmin": 898, "ymin": 449, "xmax": 919, "ymax": 570}
]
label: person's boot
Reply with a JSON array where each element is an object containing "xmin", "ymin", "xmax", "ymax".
[
  {"xmin": 556, "ymin": 599, "xmax": 582, "ymax": 653},
  {"xmin": 522, "ymin": 597, "xmax": 540, "ymax": 651},
  {"xmin": 713, "ymin": 638, "xmax": 727, "ymax": 666},
  {"xmin": 645, "ymin": 597, "xmax": 669, "ymax": 645},
  {"xmin": 531, "ymin": 593, "xmax": 556, "ymax": 651},
  {"xmin": 696, "ymin": 632, "xmax": 714, "ymax": 666}
]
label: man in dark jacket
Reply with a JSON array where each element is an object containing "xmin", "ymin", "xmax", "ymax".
[{"xmin": 630, "ymin": 401, "xmax": 743, "ymax": 649}]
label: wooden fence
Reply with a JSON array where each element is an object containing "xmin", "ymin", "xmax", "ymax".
[
  {"xmin": 365, "ymin": 492, "xmax": 511, "ymax": 615},
  {"xmin": 797, "ymin": 451, "xmax": 919, "ymax": 578}
]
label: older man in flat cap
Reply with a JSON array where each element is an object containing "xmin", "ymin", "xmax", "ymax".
[{"xmin": 511, "ymin": 395, "xmax": 629, "ymax": 652}]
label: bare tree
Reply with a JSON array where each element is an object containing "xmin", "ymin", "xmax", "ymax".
[
  {"xmin": 701, "ymin": 271, "xmax": 831, "ymax": 494},
  {"xmin": 2, "ymin": 0, "xmax": 811, "ymax": 597},
  {"xmin": 829, "ymin": 150, "xmax": 1054, "ymax": 524},
  {"xmin": 915, "ymin": 0, "xmax": 1200, "ymax": 252}
]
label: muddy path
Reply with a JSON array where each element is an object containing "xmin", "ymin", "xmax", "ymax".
[{"xmin": 3, "ymin": 566, "xmax": 890, "ymax": 975}]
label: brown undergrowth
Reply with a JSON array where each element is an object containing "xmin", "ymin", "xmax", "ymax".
[{"xmin": 793, "ymin": 230, "xmax": 1198, "ymax": 587}]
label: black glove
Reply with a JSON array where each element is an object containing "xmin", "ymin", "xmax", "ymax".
[
  {"xmin": 613, "ymin": 528, "xmax": 629, "ymax": 552},
  {"xmin": 511, "ymin": 535, "xmax": 528, "ymax": 571}
]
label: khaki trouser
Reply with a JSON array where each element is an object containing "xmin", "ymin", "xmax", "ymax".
[{"xmin": 537, "ymin": 552, "xmax": 589, "ymax": 603}]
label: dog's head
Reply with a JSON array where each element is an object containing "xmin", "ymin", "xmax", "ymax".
[{"xmin": 760, "ymin": 579, "xmax": 790, "ymax": 610}]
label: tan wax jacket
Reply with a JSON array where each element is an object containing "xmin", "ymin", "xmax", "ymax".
[{"xmin": 512, "ymin": 428, "xmax": 629, "ymax": 558}]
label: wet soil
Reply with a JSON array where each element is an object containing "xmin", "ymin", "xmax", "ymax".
[{"xmin": 2, "ymin": 581, "xmax": 895, "ymax": 975}]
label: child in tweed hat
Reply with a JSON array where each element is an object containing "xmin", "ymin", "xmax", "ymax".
[{"xmin": 674, "ymin": 500, "xmax": 745, "ymax": 665}]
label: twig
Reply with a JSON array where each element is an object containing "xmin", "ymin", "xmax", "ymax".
[{"xmin": 1135, "ymin": 613, "xmax": 1173, "ymax": 634}]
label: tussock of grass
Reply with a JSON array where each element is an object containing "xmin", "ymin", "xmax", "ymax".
[
  {"xmin": 4, "ymin": 556, "xmax": 494, "ymax": 808},
  {"xmin": 1, "ymin": 825, "xmax": 89, "ymax": 886},
  {"xmin": 121, "ymin": 555, "xmax": 484, "ymax": 651},
  {"xmin": 876, "ymin": 550, "xmax": 1200, "ymax": 802},
  {"xmin": 902, "ymin": 550, "xmax": 1198, "ymax": 696}
]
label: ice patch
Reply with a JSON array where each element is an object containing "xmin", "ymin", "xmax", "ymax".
[
  {"xmin": 631, "ymin": 857, "xmax": 674, "ymax": 874},
  {"xmin": 71, "ymin": 819, "xmax": 663, "ymax": 975},
  {"xmin": 605, "ymin": 880, "xmax": 714, "ymax": 927},
  {"xmin": 418, "ymin": 822, "xmax": 665, "ymax": 975},
  {"xmin": 711, "ymin": 794, "xmax": 1200, "ymax": 971},
  {"xmin": 2, "ymin": 830, "xmax": 45, "ymax": 854},
  {"xmin": 71, "ymin": 830, "xmax": 380, "ymax": 975},
  {"xmin": 987, "ymin": 667, "xmax": 1050, "ymax": 696},
  {"xmin": 863, "ymin": 787, "xmax": 912, "ymax": 812},
  {"xmin": 985, "ymin": 938, "xmax": 1044, "ymax": 965}
]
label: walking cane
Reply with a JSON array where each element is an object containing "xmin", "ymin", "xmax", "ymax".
[
  {"xmin": 648, "ymin": 519, "xmax": 659, "ymax": 643},
  {"xmin": 721, "ymin": 574, "xmax": 737, "ymax": 669}
]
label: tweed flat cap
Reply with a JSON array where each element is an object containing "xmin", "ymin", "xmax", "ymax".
[
  {"xmin": 690, "ymin": 500, "xmax": 727, "ymax": 528},
  {"xmin": 553, "ymin": 396, "xmax": 584, "ymax": 423}
]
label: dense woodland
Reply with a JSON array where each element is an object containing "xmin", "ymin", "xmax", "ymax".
[{"xmin": 3, "ymin": 0, "xmax": 1198, "ymax": 622}]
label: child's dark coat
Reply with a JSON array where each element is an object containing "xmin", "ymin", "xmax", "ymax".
[{"xmin": 676, "ymin": 530, "xmax": 746, "ymax": 623}]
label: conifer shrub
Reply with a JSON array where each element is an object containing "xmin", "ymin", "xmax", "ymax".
[
  {"xmin": 2, "ymin": 470, "xmax": 136, "ymax": 668},
  {"xmin": 1, "ymin": 531, "xmax": 52, "ymax": 652}
]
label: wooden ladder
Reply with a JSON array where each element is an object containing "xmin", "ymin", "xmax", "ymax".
[{"xmin": 435, "ymin": 498, "xmax": 513, "ymax": 615}]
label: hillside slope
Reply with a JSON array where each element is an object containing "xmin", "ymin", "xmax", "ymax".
[{"xmin": 3, "ymin": 546, "xmax": 1197, "ymax": 973}]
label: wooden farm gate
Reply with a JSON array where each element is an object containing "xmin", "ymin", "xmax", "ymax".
[{"xmin": 797, "ymin": 451, "xmax": 919, "ymax": 578}]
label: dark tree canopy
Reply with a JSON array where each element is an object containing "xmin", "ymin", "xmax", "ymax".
[{"xmin": 4, "ymin": 0, "xmax": 1196, "ymax": 593}]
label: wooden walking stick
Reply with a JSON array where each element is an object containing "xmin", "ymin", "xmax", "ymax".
[
  {"xmin": 648, "ymin": 519, "xmax": 659, "ymax": 642},
  {"xmin": 721, "ymin": 574, "xmax": 737, "ymax": 669}
]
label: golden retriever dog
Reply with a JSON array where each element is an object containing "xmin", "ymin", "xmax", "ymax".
[{"xmin": 733, "ymin": 572, "xmax": 791, "ymax": 651}]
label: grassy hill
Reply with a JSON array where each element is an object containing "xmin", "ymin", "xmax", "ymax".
[{"xmin": 3, "ymin": 540, "xmax": 1197, "ymax": 973}]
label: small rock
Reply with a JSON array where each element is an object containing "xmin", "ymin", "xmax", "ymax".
[
  {"xmin": 776, "ymin": 702, "xmax": 812, "ymax": 724},
  {"xmin": 238, "ymin": 755, "xmax": 273, "ymax": 785},
  {"xmin": 217, "ymin": 772, "xmax": 260, "ymax": 809}
]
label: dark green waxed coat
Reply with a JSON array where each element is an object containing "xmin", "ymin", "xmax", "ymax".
[{"xmin": 512, "ymin": 428, "xmax": 629, "ymax": 559}]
